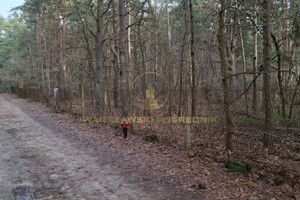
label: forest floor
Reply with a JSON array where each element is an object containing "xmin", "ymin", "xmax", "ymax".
[
  {"xmin": 0, "ymin": 93, "xmax": 200, "ymax": 200},
  {"xmin": 2, "ymin": 93, "xmax": 300, "ymax": 199}
]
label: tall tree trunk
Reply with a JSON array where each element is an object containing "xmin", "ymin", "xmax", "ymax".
[
  {"xmin": 138, "ymin": 22, "xmax": 146, "ymax": 101},
  {"xmin": 46, "ymin": 3, "xmax": 52, "ymax": 94},
  {"xmin": 147, "ymin": 20, "xmax": 152, "ymax": 76},
  {"xmin": 127, "ymin": 0, "xmax": 135, "ymax": 132},
  {"xmin": 189, "ymin": 0, "xmax": 196, "ymax": 117},
  {"xmin": 184, "ymin": 0, "xmax": 192, "ymax": 150},
  {"xmin": 271, "ymin": 33, "xmax": 286, "ymax": 118},
  {"xmin": 166, "ymin": 0, "xmax": 173, "ymax": 116},
  {"xmin": 184, "ymin": 87, "xmax": 191, "ymax": 150},
  {"xmin": 252, "ymin": 0, "xmax": 258, "ymax": 112},
  {"xmin": 63, "ymin": 0, "xmax": 69, "ymax": 100},
  {"xmin": 154, "ymin": 0, "xmax": 158, "ymax": 81},
  {"xmin": 131, "ymin": 6, "xmax": 139, "ymax": 134},
  {"xmin": 283, "ymin": 0, "xmax": 288, "ymax": 84},
  {"xmin": 296, "ymin": 48, "xmax": 299, "ymax": 78},
  {"xmin": 38, "ymin": 3, "xmax": 44, "ymax": 94},
  {"xmin": 112, "ymin": 0, "xmax": 119, "ymax": 109},
  {"xmin": 57, "ymin": 0, "xmax": 67, "ymax": 101},
  {"xmin": 288, "ymin": 45, "xmax": 299, "ymax": 119},
  {"xmin": 119, "ymin": 0, "xmax": 129, "ymax": 117},
  {"xmin": 166, "ymin": 0, "xmax": 171, "ymax": 44},
  {"xmin": 218, "ymin": 0, "xmax": 234, "ymax": 152},
  {"xmin": 68, "ymin": 65, "xmax": 73, "ymax": 113},
  {"xmin": 136, "ymin": 2, "xmax": 147, "ymax": 105},
  {"xmin": 95, "ymin": 0, "xmax": 105, "ymax": 115},
  {"xmin": 178, "ymin": 0, "xmax": 188, "ymax": 117},
  {"xmin": 80, "ymin": 60, "xmax": 85, "ymax": 120},
  {"xmin": 236, "ymin": 0, "xmax": 249, "ymax": 115},
  {"xmin": 126, "ymin": 0, "xmax": 132, "ymax": 88},
  {"xmin": 288, "ymin": 75, "xmax": 300, "ymax": 119},
  {"xmin": 225, "ymin": 8, "xmax": 238, "ymax": 99},
  {"xmin": 262, "ymin": 0, "xmax": 273, "ymax": 148}
]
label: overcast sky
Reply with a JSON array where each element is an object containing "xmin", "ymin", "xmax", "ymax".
[{"xmin": 0, "ymin": 0, "xmax": 25, "ymax": 18}]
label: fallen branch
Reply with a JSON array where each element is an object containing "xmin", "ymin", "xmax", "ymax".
[
  {"xmin": 252, "ymin": 159, "xmax": 300, "ymax": 175},
  {"xmin": 235, "ymin": 131, "xmax": 263, "ymax": 138}
]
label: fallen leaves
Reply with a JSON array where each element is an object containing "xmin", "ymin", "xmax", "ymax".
[{"xmin": 11, "ymin": 94, "xmax": 300, "ymax": 200}]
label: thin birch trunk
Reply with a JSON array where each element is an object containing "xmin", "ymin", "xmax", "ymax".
[{"xmin": 236, "ymin": 0, "xmax": 249, "ymax": 115}]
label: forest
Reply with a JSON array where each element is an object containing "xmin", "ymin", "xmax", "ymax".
[{"xmin": 0, "ymin": 0, "xmax": 300, "ymax": 198}]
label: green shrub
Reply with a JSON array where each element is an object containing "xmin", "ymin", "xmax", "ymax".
[
  {"xmin": 144, "ymin": 134, "xmax": 158, "ymax": 142},
  {"xmin": 226, "ymin": 159, "xmax": 251, "ymax": 174},
  {"xmin": 26, "ymin": 97, "xmax": 34, "ymax": 102}
]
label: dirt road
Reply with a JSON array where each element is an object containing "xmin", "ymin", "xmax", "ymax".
[{"xmin": 0, "ymin": 94, "xmax": 199, "ymax": 200}]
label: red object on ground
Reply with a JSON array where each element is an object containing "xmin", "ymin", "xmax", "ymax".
[{"xmin": 121, "ymin": 120, "xmax": 129, "ymax": 128}]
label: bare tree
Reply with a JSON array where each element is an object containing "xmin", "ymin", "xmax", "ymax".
[
  {"xmin": 262, "ymin": 0, "xmax": 273, "ymax": 148},
  {"xmin": 178, "ymin": 0, "xmax": 188, "ymax": 117},
  {"xmin": 252, "ymin": 0, "xmax": 258, "ymax": 112},
  {"xmin": 45, "ymin": 1, "xmax": 53, "ymax": 94},
  {"xmin": 119, "ymin": 0, "xmax": 129, "ymax": 117},
  {"xmin": 218, "ymin": 0, "xmax": 234, "ymax": 152},
  {"xmin": 57, "ymin": 0, "xmax": 68, "ymax": 101},
  {"xmin": 95, "ymin": 0, "xmax": 105, "ymax": 115},
  {"xmin": 189, "ymin": 0, "xmax": 196, "ymax": 117},
  {"xmin": 225, "ymin": 5, "xmax": 238, "ymax": 99},
  {"xmin": 236, "ymin": 0, "xmax": 249, "ymax": 115}
]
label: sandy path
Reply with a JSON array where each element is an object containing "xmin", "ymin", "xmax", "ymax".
[{"xmin": 0, "ymin": 94, "xmax": 161, "ymax": 200}]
